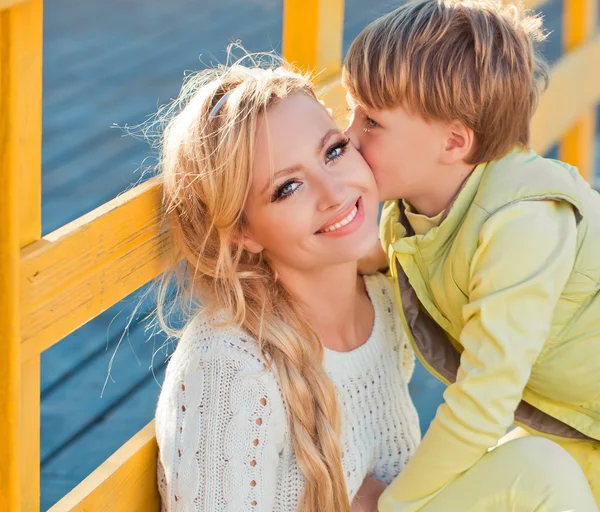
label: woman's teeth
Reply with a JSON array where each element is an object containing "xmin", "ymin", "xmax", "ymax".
[{"xmin": 321, "ymin": 205, "xmax": 358, "ymax": 233}]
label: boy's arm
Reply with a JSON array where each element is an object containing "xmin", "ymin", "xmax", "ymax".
[{"xmin": 379, "ymin": 200, "xmax": 577, "ymax": 512}]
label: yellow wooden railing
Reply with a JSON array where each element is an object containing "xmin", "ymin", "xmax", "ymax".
[{"xmin": 0, "ymin": 0, "xmax": 598, "ymax": 510}]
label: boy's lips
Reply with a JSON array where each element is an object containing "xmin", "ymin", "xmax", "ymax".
[{"xmin": 315, "ymin": 197, "xmax": 363, "ymax": 235}]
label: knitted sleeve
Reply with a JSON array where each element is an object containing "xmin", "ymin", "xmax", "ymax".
[{"xmin": 155, "ymin": 330, "xmax": 286, "ymax": 512}]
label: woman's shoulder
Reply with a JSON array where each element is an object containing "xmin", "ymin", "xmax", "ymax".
[
  {"xmin": 165, "ymin": 312, "xmax": 268, "ymax": 376},
  {"xmin": 159, "ymin": 312, "xmax": 285, "ymax": 411}
]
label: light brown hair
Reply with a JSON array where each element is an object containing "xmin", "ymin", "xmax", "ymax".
[
  {"xmin": 154, "ymin": 57, "xmax": 350, "ymax": 512},
  {"xmin": 343, "ymin": 0, "xmax": 549, "ymax": 163}
]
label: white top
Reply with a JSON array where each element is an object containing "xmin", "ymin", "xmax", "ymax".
[{"xmin": 155, "ymin": 273, "xmax": 421, "ymax": 511}]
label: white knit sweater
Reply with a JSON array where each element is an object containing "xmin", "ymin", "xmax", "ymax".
[{"xmin": 155, "ymin": 273, "xmax": 421, "ymax": 511}]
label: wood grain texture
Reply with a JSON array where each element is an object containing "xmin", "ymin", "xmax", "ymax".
[{"xmin": 21, "ymin": 179, "xmax": 172, "ymax": 361}]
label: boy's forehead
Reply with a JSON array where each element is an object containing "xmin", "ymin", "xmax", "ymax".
[{"xmin": 345, "ymin": 92, "xmax": 377, "ymax": 113}]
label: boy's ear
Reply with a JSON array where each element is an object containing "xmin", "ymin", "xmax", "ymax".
[{"xmin": 441, "ymin": 121, "xmax": 474, "ymax": 165}]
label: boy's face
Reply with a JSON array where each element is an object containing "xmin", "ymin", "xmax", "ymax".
[{"xmin": 345, "ymin": 94, "xmax": 449, "ymax": 202}]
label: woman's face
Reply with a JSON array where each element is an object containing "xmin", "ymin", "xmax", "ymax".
[{"xmin": 244, "ymin": 92, "xmax": 379, "ymax": 274}]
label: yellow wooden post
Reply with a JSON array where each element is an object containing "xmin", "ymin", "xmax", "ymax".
[
  {"xmin": 0, "ymin": 9, "xmax": 22, "ymax": 509},
  {"xmin": 559, "ymin": 0, "xmax": 597, "ymax": 183},
  {"xmin": 0, "ymin": 0, "xmax": 43, "ymax": 510},
  {"xmin": 283, "ymin": 0, "xmax": 345, "ymax": 82}
]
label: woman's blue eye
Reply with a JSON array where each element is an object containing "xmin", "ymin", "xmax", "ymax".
[
  {"xmin": 271, "ymin": 180, "xmax": 301, "ymax": 202},
  {"xmin": 327, "ymin": 146, "xmax": 343, "ymax": 160},
  {"xmin": 325, "ymin": 138, "xmax": 350, "ymax": 162},
  {"xmin": 281, "ymin": 181, "xmax": 299, "ymax": 195}
]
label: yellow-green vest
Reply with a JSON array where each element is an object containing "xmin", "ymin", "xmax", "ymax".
[{"xmin": 382, "ymin": 147, "xmax": 600, "ymax": 441}]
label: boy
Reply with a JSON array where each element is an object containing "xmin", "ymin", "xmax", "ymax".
[{"xmin": 344, "ymin": 0, "xmax": 600, "ymax": 510}]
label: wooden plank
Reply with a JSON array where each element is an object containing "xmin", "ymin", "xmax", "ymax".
[
  {"xmin": 20, "ymin": 179, "xmax": 172, "ymax": 361},
  {"xmin": 283, "ymin": 0, "xmax": 345, "ymax": 82},
  {"xmin": 0, "ymin": 0, "xmax": 43, "ymax": 510},
  {"xmin": 0, "ymin": 0, "xmax": 29, "ymax": 11},
  {"xmin": 22, "ymin": 356, "xmax": 41, "ymax": 511},
  {"xmin": 530, "ymin": 33, "xmax": 600, "ymax": 157},
  {"xmin": 0, "ymin": 7, "xmax": 22, "ymax": 507},
  {"xmin": 559, "ymin": 0, "xmax": 597, "ymax": 183},
  {"xmin": 48, "ymin": 422, "xmax": 160, "ymax": 512},
  {"xmin": 16, "ymin": 2, "xmax": 43, "ymax": 509}
]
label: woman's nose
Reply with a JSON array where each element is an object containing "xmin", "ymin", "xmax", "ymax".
[{"xmin": 316, "ymin": 176, "xmax": 347, "ymax": 212}]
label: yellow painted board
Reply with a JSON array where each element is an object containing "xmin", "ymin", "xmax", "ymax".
[
  {"xmin": 20, "ymin": 179, "xmax": 172, "ymax": 361},
  {"xmin": 48, "ymin": 422, "xmax": 160, "ymax": 512},
  {"xmin": 0, "ymin": 0, "xmax": 30, "ymax": 11},
  {"xmin": 283, "ymin": 0, "xmax": 344, "ymax": 83},
  {"xmin": 21, "ymin": 357, "xmax": 40, "ymax": 512},
  {"xmin": 0, "ymin": 8, "xmax": 22, "ymax": 507},
  {"xmin": 559, "ymin": 0, "xmax": 597, "ymax": 183},
  {"xmin": 9, "ymin": 0, "xmax": 42, "ymax": 248},
  {"xmin": 530, "ymin": 34, "xmax": 600, "ymax": 157},
  {"xmin": 561, "ymin": 111, "xmax": 596, "ymax": 183},
  {"xmin": 0, "ymin": 0, "xmax": 43, "ymax": 509}
]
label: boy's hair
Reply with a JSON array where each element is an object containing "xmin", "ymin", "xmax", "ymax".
[{"xmin": 343, "ymin": 0, "xmax": 549, "ymax": 164}]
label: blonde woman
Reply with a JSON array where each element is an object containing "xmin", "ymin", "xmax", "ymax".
[{"xmin": 153, "ymin": 60, "xmax": 420, "ymax": 512}]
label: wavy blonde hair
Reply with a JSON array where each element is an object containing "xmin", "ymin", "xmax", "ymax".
[
  {"xmin": 343, "ymin": 0, "xmax": 549, "ymax": 164},
  {"xmin": 154, "ymin": 57, "xmax": 350, "ymax": 512}
]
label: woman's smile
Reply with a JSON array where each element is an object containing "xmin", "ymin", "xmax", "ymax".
[{"xmin": 316, "ymin": 197, "xmax": 364, "ymax": 237}]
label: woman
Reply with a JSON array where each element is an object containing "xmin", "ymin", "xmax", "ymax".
[{"xmin": 153, "ymin": 60, "xmax": 420, "ymax": 512}]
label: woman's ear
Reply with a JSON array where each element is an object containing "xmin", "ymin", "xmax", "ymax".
[
  {"xmin": 241, "ymin": 232, "xmax": 264, "ymax": 254},
  {"xmin": 441, "ymin": 121, "xmax": 474, "ymax": 165}
]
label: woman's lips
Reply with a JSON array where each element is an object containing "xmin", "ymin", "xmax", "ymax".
[{"xmin": 316, "ymin": 197, "xmax": 364, "ymax": 237}]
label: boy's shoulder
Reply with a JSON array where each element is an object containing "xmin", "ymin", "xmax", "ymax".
[{"xmin": 475, "ymin": 147, "xmax": 584, "ymax": 215}]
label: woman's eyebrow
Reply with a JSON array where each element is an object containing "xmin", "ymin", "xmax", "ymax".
[
  {"xmin": 317, "ymin": 128, "xmax": 340, "ymax": 155},
  {"xmin": 261, "ymin": 164, "xmax": 302, "ymax": 195}
]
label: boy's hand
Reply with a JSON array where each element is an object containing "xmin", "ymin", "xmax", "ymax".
[
  {"xmin": 358, "ymin": 240, "xmax": 388, "ymax": 275},
  {"xmin": 351, "ymin": 475, "xmax": 387, "ymax": 512}
]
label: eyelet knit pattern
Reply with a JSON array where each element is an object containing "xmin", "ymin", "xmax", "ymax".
[{"xmin": 155, "ymin": 273, "xmax": 421, "ymax": 511}]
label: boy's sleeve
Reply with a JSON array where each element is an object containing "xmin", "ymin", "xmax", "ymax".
[{"xmin": 379, "ymin": 199, "xmax": 577, "ymax": 512}]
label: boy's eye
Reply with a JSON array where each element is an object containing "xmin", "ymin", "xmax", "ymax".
[
  {"xmin": 364, "ymin": 116, "xmax": 379, "ymax": 130},
  {"xmin": 271, "ymin": 180, "xmax": 301, "ymax": 202}
]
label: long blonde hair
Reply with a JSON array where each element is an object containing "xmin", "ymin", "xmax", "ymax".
[{"xmin": 154, "ymin": 56, "xmax": 350, "ymax": 512}]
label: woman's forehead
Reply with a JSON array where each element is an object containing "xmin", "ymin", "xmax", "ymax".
[{"xmin": 255, "ymin": 94, "xmax": 335, "ymax": 159}]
